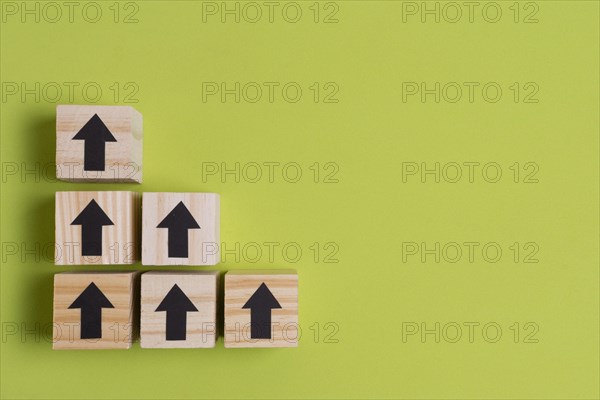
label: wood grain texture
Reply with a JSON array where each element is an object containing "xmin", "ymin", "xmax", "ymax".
[
  {"xmin": 142, "ymin": 192, "xmax": 220, "ymax": 266},
  {"xmin": 55, "ymin": 191, "xmax": 140, "ymax": 265},
  {"xmin": 140, "ymin": 271, "xmax": 219, "ymax": 348},
  {"xmin": 224, "ymin": 270, "xmax": 298, "ymax": 348},
  {"xmin": 56, "ymin": 105, "xmax": 143, "ymax": 183},
  {"xmin": 53, "ymin": 272, "xmax": 138, "ymax": 350}
]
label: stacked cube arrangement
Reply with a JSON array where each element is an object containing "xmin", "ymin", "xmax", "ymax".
[{"xmin": 52, "ymin": 105, "xmax": 298, "ymax": 350}]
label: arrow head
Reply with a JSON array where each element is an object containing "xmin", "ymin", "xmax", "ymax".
[
  {"xmin": 156, "ymin": 284, "xmax": 198, "ymax": 312},
  {"xmin": 243, "ymin": 283, "xmax": 282, "ymax": 310},
  {"xmin": 157, "ymin": 202, "xmax": 201, "ymax": 230},
  {"xmin": 72, "ymin": 114, "xmax": 117, "ymax": 143},
  {"xmin": 69, "ymin": 282, "xmax": 114, "ymax": 310},
  {"xmin": 71, "ymin": 199, "xmax": 114, "ymax": 226}
]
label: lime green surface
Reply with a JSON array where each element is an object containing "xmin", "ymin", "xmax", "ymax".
[{"xmin": 1, "ymin": 1, "xmax": 599, "ymax": 399}]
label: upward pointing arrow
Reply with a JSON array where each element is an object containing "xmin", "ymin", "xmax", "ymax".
[
  {"xmin": 68, "ymin": 282, "xmax": 114, "ymax": 339},
  {"xmin": 157, "ymin": 202, "xmax": 200, "ymax": 258},
  {"xmin": 71, "ymin": 199, "xmax": 114, "ymax": 256},
  {"xmin": 242, "ymin": 283, "xmax": 282, "ymax": 339},
  {"xmin": 155, "ymin": 284, "xmax": 198, "ymax": 341},
  {"xmin": 72, "ymin": 114, "xmax": 117, "ymax": 171}
]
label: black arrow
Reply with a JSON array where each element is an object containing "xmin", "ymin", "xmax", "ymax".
[
  {"xmin": 155, "ymin": 284, "xmax": 198, "ymax": 341},
  {"xmin": 242, "ymin": 283, "xmax": 282, "ymax": 339},
  {"xmin": 72, "ymin": 114, "xmax": 117, "ymax": 171},
  {"xmin": 68, "ymin": 282, "xmax": 114, "ymax": 339},
  {"xmin": 156, "ymin": 201, "xmax": 200, "ymax": 258},
  {"xmin": 71, "ymin": 199, "xmax": 114, "ymax": 256}
]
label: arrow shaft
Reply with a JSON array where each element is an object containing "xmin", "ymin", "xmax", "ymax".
[
  {"xmin": 83, "ymin": 139, "xmax": 106, "ymax": 171},
  {"xmin": 249, "ymin": 308, "xmax": 273, "ymax": 339},
  {"xmin": 81, "ymin": 225, "xmax": 103, "ymax": 256},
  {"xmin": 80, "ymin": 307, "xmax": 103, "ymax": 339},
  {"xmin": 167, "ymin": 228, "xmax": 189, "ymax": 258},
  {"xmin": 165, "ymin": 311, "xmax": 188, "ymax": 340}
]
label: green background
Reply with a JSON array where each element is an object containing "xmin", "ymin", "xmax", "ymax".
[{"xmin": 1, "ymin": 1, "xmax": 598, "ymax": 399}]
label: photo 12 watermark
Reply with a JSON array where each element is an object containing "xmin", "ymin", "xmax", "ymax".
[
  {"xmin": 401, "ymin": 82, "xmax": 539, "ymax": 104},
  {"xmin": 402, "ymin": 321, "xmax": 540, "ymax": 343},
  {"xmin": 1, "ymin": 1, "xmax": 140, "ymax": 24},
  {"xmin": 401, "ymin": 162, "xmax": 539, "ymax": 184},
  {"xmin": 1, "ymin": 81, "xmax": 140, "ymax": 103},
  {"xmin": 400, "ymin": 2, "xmax": 539, "ymax": 24},
  {"xmin": 202, "ymin": 81, "xmax": 340, "ymax": 104},
  {"xmin": 201, "ymin": 161, "xmax": 340, "ymax": 184},
  {"xmin": 401, "ymin": 241, "xmax": 540, "ymax": 264},
  {"xmin": 200, "ymin": 1, "xmax": 340, "ymax": 24}
]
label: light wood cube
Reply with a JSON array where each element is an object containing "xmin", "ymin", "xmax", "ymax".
[
  {"xmin": 140, "ymin": 271, "xmax": 219, "ymax": 348},
  {"xmin": 142, "ymin": 193, "xmax": 220, "ymax": 266},
  {"xmin": 55, "ymin": 191, "xmax": 140, "ymax": 265},
  {"xmin": 53, "ymin": 272, "xmax": 138, "ymax": 350},
  {"xmin": 224, "ymin": 270, "xmax": 298, "ymax": 348},
  {"xmin": 56, "ymin": 105, "xmax": 143, "ymax": 183}
]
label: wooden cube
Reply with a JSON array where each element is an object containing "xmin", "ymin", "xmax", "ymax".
[
  {"xmin": 53, "ymin": 272, "xmax": 138, "ymax": 350},
  {"xmin": 56, "ymin": 105, "xmax": 143, "ymax": 183},
  {"xmin": 142, "ymin": 192, "xmax": 220, "ymax": 266},
  {"xmin": 140, "ymin": 271, "xmax": 219, "ymax": 348},
  {"xmin": 224, "ymin": 270, "xmax": 298, "ymax": 348},
  {"xmin": 55, "ymin": 191, "xmax": 140, "ymax": 265}
]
